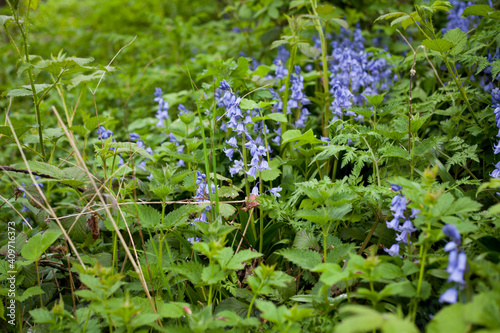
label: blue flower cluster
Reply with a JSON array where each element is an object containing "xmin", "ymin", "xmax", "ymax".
[
  {"xmin": 191, "ymin": 171, "xmax": 217, "ymax": 224},
  {"xmin": 128, "ymin": 133, "xmax": 154, "ymax": 179},
  {"xmin": 216, "ymin": 80, "xmax": 272, "ymax": 184},
  {"xmin": 443, "ymin": 0, "xmax": 478, "ymax": 34},
  {"xmin": 289, "ymin": 65, "xmax": 311, "ymax": 128},
  {"xmin": 97, "ymin": 126, "xmax": 113, "ymax": 139},
  {"xmin": 490, "ymin": 88, "xmax": 500, "ymax": 179},
  {"xmin": 440, "ymin": 224, "xmax": 467, "ymax": 304},
  {"xmin": 384, "ymin": 184, "xmax": 419, "ymax": 257},
  {"xmin": 328, "ymin": 27, "xmax": 393, "ymax": 122},
  {"xmin": 154, "ymin": 88, "xmax": 169, "ymax": 127}
]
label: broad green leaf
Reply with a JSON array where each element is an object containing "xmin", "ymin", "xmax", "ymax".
[
  {"xmin": 462, "ymin": 5, "xmax": 494, "ymax": 18},
  {"xmin": 265, "ymin": 113, "xmax": 288, "ymax": 123},
  {"xmin": 25, "ymin": 161, "xmax": 64, "ymax": 179},
  {"xmin": 279, "ymin": 248, "xmax": 322, "ymax": 270},
  {"xmin": 163, "ymin": 204, "xmax": 202, "ymax": 229},
  {"xmin": 422, "ymin": 39, "xmax": 454, "ymax": 53},
  {"xmin": 21, "ymin": 229, "xmax": 63, "ymax": 261},
  {"xmin": 426, "ymin": 303, "xmax": 468, "ymax": 333},
  {"xmin": 158, "ymin": 302, "xmax": 190, "ymax": 319},
  {"xmin": 282, "ymin": 129, "xmax": 324, "ymax": 147},
  {"xmin": 218, "ymin": 186, "xmax": 240, "ymax": 199},
  {"xmin": 135, "ymin": 205, "xmax": 162, "ymax": 228},
  {"xmin": 364, "ymin": 93, "xmax": 387, "ymax": 107},
  {"xmin": 261, "ymin": 158, "xmax": 281, "ymax": 181},
  {"xmin": 17, "ymin": 286, "xmax": 44, "ymax": 302},
  {"xmin": 240, "ymin": 98, "xmax": 259, "ymax": 110},
  {"xmin": 225, "ymin": 249, "xmax": 262, "ymax": 270},
  {"xmin": 219, "ymin": 203, "xmax": 236, "ymax": 218}
]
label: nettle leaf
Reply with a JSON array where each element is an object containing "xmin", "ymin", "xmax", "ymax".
[
  {"xmin": 422, "ymin": 39, "xmax": 454, "ymax": 53},
  {"xmin": 158, "ymin": 302, "xmax": 190, "ymax": 319},
  {"xmin": 0, "ymin": 125, "xmax": 33, "ymax": 139},
  {"xmin": 163, "ymin": 204, "xmax": 202, "ymax": 228},
  {"xmin": 25, "ymin": 161, "xmax": 65, "ymax": 179},
  {"xmin": 135, "ymin": 205, "xmax": 162, "ymax": 228},
  {"xmin": 279, "ymin": 248, "xmax": 322, "ymax": 270},
  {"xmin": 381, "ymin": 146, "xmax": 410, "ymax": 160},
  {"xmin": 462, "ymin": 4, "xmax": 494, "ymax": 18},
  {"xmin": 219, "ymin": 203, "xmax": 236, "ymax": 218},
  {"xmin": 218, "ymin": 186, "xmax": 240, "ymax": 199},
  {"xmin": 225, "ymin": 249, "xmax": 262, "ymax": 270},
  {"xmin": 98, "ymin": 142, "xmax": 155, "ymax": 161},
  {"xmin": 17, "ymin": 286, "xmax": 45, "ymax": 302},
  {"xmin": 21, "ymin": 228, "xmax": 63, "ymax": 261},
  {"xmin": 297, "ymin": 42, "xmax": 321, "ymax": 58},
  {"xmin": 337, "ymin": 305, "xmax": 419, "ymax": 333},
  {"xmin": 169, "ymin": 261, "xmax": 204, "ymax": 285}
]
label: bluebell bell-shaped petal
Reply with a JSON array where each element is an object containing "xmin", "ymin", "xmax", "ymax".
[
  {"xmin": 439, "ymin": 287, "xmax": 458, "ymax": 304},
  {"xmin": 384, "ymin": 243, "xmax": 400, "ymax": 257}
]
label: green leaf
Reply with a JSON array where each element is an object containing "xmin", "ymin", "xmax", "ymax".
[
  {"xmin": 265, "ymin": 113, "xmax": 288, "ymax": 123},
  {"xmin": 462, "ymin": 5, "xmax": 494, "ymax": 18},
  {"xmin": 0, "ymin": 125, "xmax": 33, "ymax": 139},
  {"xmin": 158, "ymin": 302, "xmax": 190, "ymax": 319},
  {"xmin": 29, "ymin": 0, "xmax": 39, "ymax": 10},
  {"xmin": 29, "ymin": 308, "xmax": 55, "ymax": 324},
  {"xmin": 427, "ymin": 303, "xmax": 468, "ymax": 333},
  {"xmin": 279, "ymin": 248, "xmax": 322, "ymax": 270},
  {"xmin": 21, "ymin": 229, "xmax": 63, "ymax": 261},
  {"xmin": 364, "ymin": 93, "xmax": 387, "ymax": 107},
  {"xmin": 163, "ymin": 204, "xmax": 202, "ymax": 229},
  {"xmin": 17, "ymin": 286, "xmax": 45, "ymax": 302},
  {"xmin": 169, "ymin": 262, "xmax": 204, "ymax": 285},
  {"xmin": 240, "ymin": 98, "xmax": 259, "ymax": 110},
  {"xmin": 375, "ymin": 12, "xmax": 407, "ymax": 23},
  {"xmin": 219, "ymin": 203, "xmax": 236, "ymax": 218},
  {"xmin": 25, "ymin": 161, "xmax": 64, "ymax": 179},
  {"xmin": 297, "ymin": 42, "xmax": 321, "ymax": 58},
  {"xmin": 382, "ymin": 146, "xmax": 411, "ymax": 160},
  {"xmin": 225, "ymin": 249, "xmax": 262, "ymax": 270},
  {"xmin": 135, "ymin": 205, "xmax": 162, "ymax": 228},
  {"xmin": 422, "ymin": 39, "xmax": 454, "ymax": 53},
  {"xmin": 261, "ymin": 158, "xmax": 281, "ymax": 181},
  {"xmin": 282, "ymin": 129, "xmax": 324, "ymax": 147},
  {"xmin": 218, "ymin": 186, "xmax": 240, "ymax": 199}
]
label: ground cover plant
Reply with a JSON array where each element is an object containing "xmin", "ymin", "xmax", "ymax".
[{"xmin": 1, "ymin": 0, "xmax": 500, "ymax": 332}]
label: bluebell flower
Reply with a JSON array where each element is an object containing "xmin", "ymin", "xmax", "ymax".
[
  {"xmin": 138, "ymin": 161, "xmax": 147, "ymax": 171},
  {"xmin": 443, "ymin": 224, "xmax": 461, "ymax": 246},
  {"xmin": 226, "ymin": 137, "xmax": 238, "ymax": 148},
  {"xmin": 251, "ymin": 185, "xmax": 259, "ymax": 196},
  {"xmin": 270, "ymin": 186, "xmax": 282, "ymax": 197},
  {"xmin": 187, "ymin": 237, "xmax": 201, "ymax": 245},
  {"xmin": 440, "ymin": 224, "xmax": 467, "ymax": 302},
  {"xmin": 229, "ymin": 160, "xmax": 244, "ymax": 177},
  {"xmin": 443, "ymin": 0, "xmax": 478, "ymax": 34},
  {"xmin": 130, "ymin": 132, "xmax": 140, "ymax": 141},
  {"xmin": 224, "ymin": 147, "xmax": 235, "ymax": 161},
  {"xmin": 390, "ymin": 184, "xmax": 403, "ymax": 192},
  {"xmin": 439, "ymin": 287, "xmax": 458, "ymax": 304},
  {"xmin": 384, "ymin": 243, "xmax": 400, "ymax": 257},
  {"xmin": 97, "ymin": 126, "xmax": 113, "ymax": 139}
]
